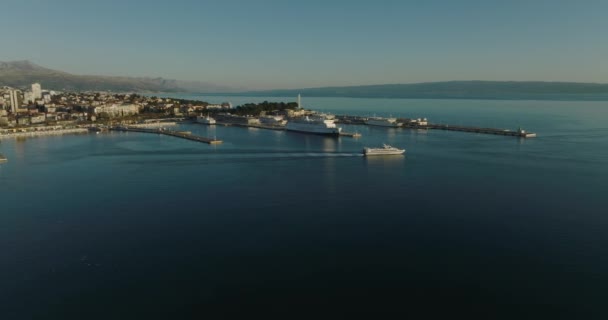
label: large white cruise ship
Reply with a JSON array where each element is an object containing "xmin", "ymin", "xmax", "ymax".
[
  {"xmin": 364, "ymin": 117, "xmax": 402, "ymax": 127},
  {"xmin": 286, "ymin": 116, "xmax": 342, "ymax": 135},
  {"xmin": 285, "ymin": 94, "xmax": 342, "ymax": 135}
]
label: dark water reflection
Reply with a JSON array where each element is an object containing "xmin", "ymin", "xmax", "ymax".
[{"xmin": 1, "ymin": 98, "xmax": 607, "ymax": 318}]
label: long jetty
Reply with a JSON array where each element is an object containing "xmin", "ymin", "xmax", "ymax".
[
  {"xmin": 334, "ymin": 115, "xmax": 536, "ymax": 138},
  {"xmin": 421, "ymin": 123, "xmax": 537, "ymax": 138},
  {"xmin": 110, "ymin": 126, "xmax": 223, "ymax": 144}
]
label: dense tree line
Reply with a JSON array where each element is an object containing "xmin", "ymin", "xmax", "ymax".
[{"xmin": 231, "ymin": 101, "xmax": 298, "ymax": 116}]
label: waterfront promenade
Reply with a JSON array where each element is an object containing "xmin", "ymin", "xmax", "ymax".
[
  {"xmin": 0, "ymin": 127, "xmax": 88, "ymax": 139},
  {"xmin": 0, "ymin": 122, "xmax": 178, "ymax": 140}
]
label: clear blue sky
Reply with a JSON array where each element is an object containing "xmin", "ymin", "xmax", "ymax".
[{"xmin": 1, "ymin": 0, "xmax": 607, "ymax": 89}]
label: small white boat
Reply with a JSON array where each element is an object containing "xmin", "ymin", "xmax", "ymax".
[
  {"xmin": 196, "ymin": 115, "xmax": 216, "ymax": 125},
  {"xmin": 363, "ymin": 144, "xmax": 405, "ymax": 156}
]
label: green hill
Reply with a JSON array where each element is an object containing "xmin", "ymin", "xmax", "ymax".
[{"xmin": 0, "ymin": 60, "xmax": 233, "ymax": 93}]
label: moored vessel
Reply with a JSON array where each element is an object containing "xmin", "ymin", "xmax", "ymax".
[
  {"xmin": 286, "ymin": 116, "xmax": 342, "ymax": 135},
  {"xmin": 363, "ymin": 144, "xmax": 405, "ymax": 156},
  {"xmin": 259, "ymin": 115, "xmax": 287, "ymax": 125},
  {"xmin": 196, "ymin": 115, "xmax": 216, "ymax": 125},
  {"xmin": 285, "ymin": 94, "xmax": 341, "ymax": 135},
  {"xmin": 88, "ymin": 126, "xmax": 107, "ymax": 133},
  {"xmin": 365, "ymin": 117, "xmax": 402, "ymax": 127}
]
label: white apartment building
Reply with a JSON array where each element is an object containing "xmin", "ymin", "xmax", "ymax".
[
  {"xmin": 32, "ymin": 83, "xmax": 42, "ymax": 100},
  {"xmin": 9, "ymin": 89, "xmax": 21, "ymax": 113}
]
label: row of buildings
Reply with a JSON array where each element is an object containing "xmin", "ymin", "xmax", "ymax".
[
  {"xmin": 0, "ymin": 84, "xmax": 143, "ymax": 127},
  {"xmin": 0, "ymin": 83, "xmax": 238, "ymax": 128},
  {"xmin": 0, "ymin": 83, "xmax": 52, "ymax": 113}
]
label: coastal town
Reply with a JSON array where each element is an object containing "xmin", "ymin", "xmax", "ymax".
[
  {"xmin": 0, "ymin": 83, "xmax": 308, "ymax": 138},
  {"xmin": 0, "ymin": 82, "xmax": 363, "ymax": 140},
  {"xmin": 0, "ymin": 83, "xmax": 536, "ymax": 140},
  {"xmin": 0, "ymin": 83, "xmax": 220, "ymax": 134}
]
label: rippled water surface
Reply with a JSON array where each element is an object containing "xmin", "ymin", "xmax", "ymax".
[{"xmin": 1, "ymin": 97, "xmax": 607, "ymax": 318}]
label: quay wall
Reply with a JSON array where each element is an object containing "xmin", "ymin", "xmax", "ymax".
[
  {"xmin": 127, "ymin": 122, "xmax": 177, "ymax": 128},
  {"xmin": 0, "ymin": 128, "xmax": 88, "ymax": 139}
]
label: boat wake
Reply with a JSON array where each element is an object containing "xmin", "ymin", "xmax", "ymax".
[
  {"xmin": 207, "ymin": 151, "xmax": 364, "ymax": 159},
  {"xmin": 117, "ymin": 150, "xmax": 364, "ymax": 166}
]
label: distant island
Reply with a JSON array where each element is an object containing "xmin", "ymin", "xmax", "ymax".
[
  {"xmin": 2, "ymin": 60, "xmax": 608, "ymax": 100},
  {"xmin": 231, "ymin": 81, "xmax": 608, "ymax": 101}
]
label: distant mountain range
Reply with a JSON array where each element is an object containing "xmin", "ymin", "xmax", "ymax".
[
  {"xmin": 2, "ymin": 60, "xmax": 608, "ymax": 100},
  {"xmin": 0, "ymin": 60, "xmax": 234, "ymax": 93},
  {"xmin": 235, "ymin": 81, "xmax": 608, "ymax": 100}
]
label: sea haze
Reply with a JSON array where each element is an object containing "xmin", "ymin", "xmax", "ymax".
[{"xmin": 1, "ymin": 97, "xmax": 607, "ymax": 318}]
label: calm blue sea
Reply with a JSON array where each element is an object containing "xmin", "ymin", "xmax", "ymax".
[{"xmin": 1, "ymin": 97, "xmax": 607, "ymax": 318}]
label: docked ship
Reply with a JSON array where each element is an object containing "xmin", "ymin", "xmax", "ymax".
[
  {"xmin": 286, "ymin": 116, "xmax": 342, "ymax": 135},
  {"xmin": 285, "ymin": 94, "xmax": 341, "ymax": 135},
  {"xmin": 88, "ymin": 126, "xmax": 106, "ymax": 133},
  {"xmin": 363, "ymin": 144, "xmax": 405, "ymax": 156},
  {"xmin": 196, "ymin": 115, "xmax": 216, "ymax": 125},
  {"xmin": 259, "ymin": 115, "xmax": 287, "ymax": 125},
  {"xmin": 364, "ymin": 117, "xmax": 402, "ymax": 127}
]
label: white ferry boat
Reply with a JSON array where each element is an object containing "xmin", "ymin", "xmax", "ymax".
[
  {"xmin": 196, "ymin": 115, "xmax": 216, "ymax": 125},
  {"xmin": 363, "ymin": 144, "xmax": 405, "ymax": 156},
  {"xmin": 365, "ymin": 117, "xmax": 402, "ymax": 127},
  {"xmin": 286, "ymin": 116, "xmax": 342, "ymax": 135}
]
